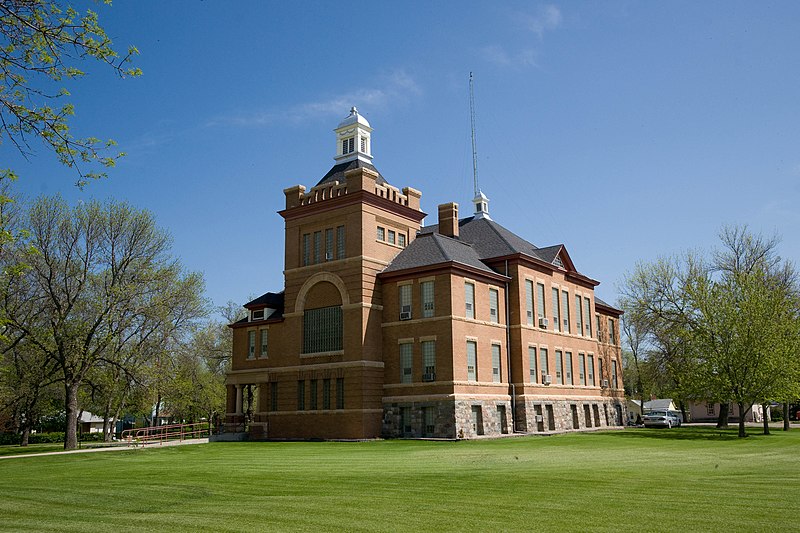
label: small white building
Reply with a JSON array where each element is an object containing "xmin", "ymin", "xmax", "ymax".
[{"xmin": 78, "ymin": 411, "xmax": 105, "ymax": 433}]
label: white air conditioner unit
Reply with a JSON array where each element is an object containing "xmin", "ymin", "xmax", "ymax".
[
  {"xmin": 544, "ymin": 374, "xmax": 552, "ymax": 385},
  {"xmin": 400, "ymin": 311, "xmax": 412, "ymax": 321},
  {"xmin": 535, "ymin": 414, "xmax": 544, "ymax": 423},
  {"xmin": 422, "ymin": 372, "xmax": 436, "ymax": 382},
  {"xmin": 602, "ymin": 379, "xmax": 609, "ymax": 388},
  {"xmin": 538, "ymin": 317, "xmax": 549, "ymax": 328}
]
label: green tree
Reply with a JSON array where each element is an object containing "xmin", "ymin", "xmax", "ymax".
[{"xmin": 1, "ymin": 0, "xmax": 140, "ymax": 185}]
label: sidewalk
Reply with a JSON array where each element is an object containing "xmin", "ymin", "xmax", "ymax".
[{"xmin": 0, "ymin": 437, "xmax": 209, "ymax": 460}]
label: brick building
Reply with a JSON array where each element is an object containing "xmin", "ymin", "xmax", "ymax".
[{"xmin": 224, "ymin": 108, "xmax": 625, "ymax": 439}]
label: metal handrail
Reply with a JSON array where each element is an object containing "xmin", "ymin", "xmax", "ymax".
[{"xmin": 120, "ymin": 422, "xmax": 211, "ymax": 447}]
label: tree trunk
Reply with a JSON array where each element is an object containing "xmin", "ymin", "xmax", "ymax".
[
  {"xmin": 762, "ymin": 403, "xmax": 770, "ymax": 435},
  {"xmin": 716, "ymin": 403, "xmax": 729, "ymax": 428},
  {"xmin": 737, "ymin": 402, "xmax": 747, "ymax": 438},
  {"xmin": 678, "ymin": 400, "xmax": 687, "ymax": 424},
  {"xmin": 784, "ymin": 402, "xmax": 790, "ymax": 431},
  {"xmin": 103, "ymin": 396, "xmax": 114, "ymax": 443},
  {"xmin": 154, "ymin": 391, "xmax": 162, "ymax": 428},
  {"xmin": 64, "ymin": 381, "xmax": 80, "ymax": 450},
  {"xmin": 20, "ymin": 425, "xmax": 31, "ymax": 447}
]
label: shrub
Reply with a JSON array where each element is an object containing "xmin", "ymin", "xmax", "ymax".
[{"xmin": 0, "ymin": 433, "xmax": 21, "ymax": 445}]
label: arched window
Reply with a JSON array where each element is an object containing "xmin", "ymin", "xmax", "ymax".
[{"xmin": 301, "ymin": 280, "xmax": 343, "ymax": 354}]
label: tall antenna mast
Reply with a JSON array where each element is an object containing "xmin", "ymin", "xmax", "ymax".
[{"xmin": 469, "ymin": 72, "xmax": 479, "ymax": 198}]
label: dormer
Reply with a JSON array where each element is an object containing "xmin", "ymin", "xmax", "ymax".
[{"xmin": 335, "ymin": 107, "xmax": 373, "ymax": 164}]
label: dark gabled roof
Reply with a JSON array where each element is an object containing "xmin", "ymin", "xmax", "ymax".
[
  {"xmin": 316, "ymin": 160, "xmax": 388, "ymax": 187},
  {"xmin": 595, "ymin": 296, "xmax": 623, "ymax": 315},
  {"xmin": 382, "ymin": 231, "xmax": 500, "ymax": 277},
  {"xmin": 244, "ymin": 291, "xmax": 284, "ymax": 309}
]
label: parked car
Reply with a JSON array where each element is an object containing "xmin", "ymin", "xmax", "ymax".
[{"xmin": 643, "ymin": 410, "xmax": 681, "ymax": 428}]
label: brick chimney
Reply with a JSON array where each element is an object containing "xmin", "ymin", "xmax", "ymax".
[{"xmin": 438, "ymin": 202, "xmax": 459, "ymax": 238}]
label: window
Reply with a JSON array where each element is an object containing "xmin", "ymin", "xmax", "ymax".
[
  {"xmin": 598, "ymin": 358, "xmax": 604, "ymax": 385},
  {"xmin": 706, "ymin": 402, "xmax": 716, "ymax": 416},
  {"xmin": 398, "ymin": 233, "xmax": 406, "ymax": 247},
  {"xmin": 608, "ymin": 318, "xmax": 616, "ymax": 345},
  {"xmin": 388, "ymin": 230, "xmax": 396, "ymax": 245},
  {"xmin": 528, "ymin": 346, "xmax": 537, "ymax": 383},
  {"xmin": 303, "ymin": 306, "xmax": 343, "ymax": 353},
  {"xmin": 377, "ymin": 226, "xmax": 385, "ymax": 241},
  {"xmin": 303, "ymin": 233, "xmax": 311, "ymax": 266},
  {"xmin": 251, "ymin": 309, "xmax": 264, "ymax": 321},
  {"xmin": 525, "ymin": 280, "xmax": 534, "ymax": 326},
  {"xmin": 297, "ymin": 380, "xmax": 305, "ymax": 410},
  {"xmin": 399, "ymin": 284, "xmax": 412, "ymax": 318},
  {"xmin": 584, "ymin": 298, "xmax": 592, "ymax": 337},
  {"xmin": 467, "ymin": 341, "xmax": 477, "ymax": 381},
  {"xmin": 360, "ymin": 136, "xmax": 367, "ymax": 153},
  {"xmin": 248, "ymin": 331, "xmax": 256, "ymax": 359},
  {"xmin": 539, "ymin": 348, "xmax": 549, "ymax": 383},
  {"xmin": 537, "ymin": 283, "xmax": 546, "ymax": 320},
  {"xmin": 325, "ymin": 228, "xmax": 334, "ymax": 261},
  {"xmin": 310, "ymin": 379, "xmax": 318, "ymax": 410},
  {"xmin": 562, "ymin": 290, "xmax": 570, "ymax": 333},
  {"xmin": 489, "ymin": 288, "xmax": 499, "ymax": 323},
  {"xmin": 421, "ymin": 281, "xmax": 434, "ymax": 318},
  {"xmin": 336, "ymin": 225, "xmax": 345, "ymax": 259},
  {"xmin": 424, "ymin": 406, "xmax": 435, "ymax": 436},
  {"xmin": 596, "ymin": 314, "xmax": 601, "ymax": 340},
  {"xmin": 422, "ymin": 341, "xmax": 436, "ymax": 379},
  {"xmin": 400, "ymin": 343, "xmax": 413, "ymax": 383},
  {"xmin": 565, "ymin": 351, "xmax": 573, "ymax": 385},
  {"xmin": 322, "ymin": 379, "xmax": 331, "ymax": 409},
  {"xmin": 259, "ymin": 328, "xmax": 268, "ymax": 357},
  {"xmin": 336, "ymin": 378, "xmax": 344, "ymax": 409},
  {"xmin": 465, "ymin": 282, "xmax": 475, "ymax": 319},
  {"xmin": 342, "ymin": 137, "xmax": 354, "ymax": 154},
  {"xmin": 579, "ymin": 353, "xmax": 586, "ymax": 386},
  {"xmin": 612, "ymin": 360, "xmax": 618, "ymax": 389},
  {"xmin": 551, "ymin": 288, "xmax": 560, "ymax": 331},
  {"xmin": 575, "ymin": 295, "xmax": 583, "ymax": 335},
  {"xmin": 588, "ymin": 355, "xmax": 595, "ymax": 386},
  {"xmin": 270, "ymin": 382, "xmax": 278, "ymax": 411},
  {"xmin": 313, "ymin": 231, "xmax": 322, "ymax": 264},
  {"xmin": 555, "ymin": 350, "xmax": 563, "ymax": 385},
  {"xmin": 492, "ymin": 344, "xmax": 501, "ymax": 383}
]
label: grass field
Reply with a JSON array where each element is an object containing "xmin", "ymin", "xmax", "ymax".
[{"xmin": 1, "ymin": 427, "xmax": 798, "ymax": 532}]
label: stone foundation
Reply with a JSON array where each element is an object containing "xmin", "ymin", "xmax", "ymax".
[{"xmin": 515, "ymin": 397, "xmax": 626, "ymax": 433}]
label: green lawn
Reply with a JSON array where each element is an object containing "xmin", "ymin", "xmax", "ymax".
[{"xmin": 0, "ymin": 427, "xmax": 798, "ymax": 532}]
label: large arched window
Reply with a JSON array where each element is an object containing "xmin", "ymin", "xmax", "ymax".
[{"xmin": 301, "ymin": 280, "xmax": 343, "ymax": 354}]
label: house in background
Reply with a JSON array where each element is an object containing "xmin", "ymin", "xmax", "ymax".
[
  {"xmin": 687, "ymin": 401, "xmax": 769, "ymax": 423},
  {"xmin": 78, "ymin": 411, "xmax": 105, "ymax": 434},
  {"xmin": 224, "ymin": 108, "xmax": 626, "ymax": 440}
]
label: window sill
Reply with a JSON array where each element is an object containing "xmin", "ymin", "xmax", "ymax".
[{"xmin": 300, "ymin": 350, "xmax": 344, "ymax": 358}]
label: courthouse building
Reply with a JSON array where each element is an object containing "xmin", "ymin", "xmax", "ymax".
[{"xmin": 224, "ymin": 108, "xmax": 625, "ymax": 439}]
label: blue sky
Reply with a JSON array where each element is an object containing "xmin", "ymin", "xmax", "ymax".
[{"xmin": 6, "ymin": 1, "xmax": 800, "ymax": 312}]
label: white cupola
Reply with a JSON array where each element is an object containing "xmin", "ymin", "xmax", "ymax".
[
  {"xmin": 334, "ymin": 107, "xmax": 373, "ymax": 164},
  {"xmin": 472, "ymin": 189, "xmax": 491, "ymax": 220}
]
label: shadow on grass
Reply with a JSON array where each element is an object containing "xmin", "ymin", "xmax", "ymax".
[{"xmin": 607, "ymin": 425, "xmax": 751, "ymax": 441}]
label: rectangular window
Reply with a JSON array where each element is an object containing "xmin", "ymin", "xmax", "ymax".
[
  {"xmin": 400, "ymin": 343, "xmax": 413, "ymax": 383},
  {"xmin": 575, "ymin": 295, "xmax": 583, "ymax": 336},
  {"xmin": 562, "ymin": 290, "xmax": 570, "ymax": 333},
  {"xmin": 248, "ymin": 331, "xmax": 256, "ymax": 359},
  {"xmin": 342, "ymin": 137, "xmax": 354, "ymax": 154},
  {"xmin": 588, "ymin": 354, "xmax": 595, "ymax": 386},
  {"xmin": 707, "ymin": 402, "xmax": 716, "ymax": 416},
  {"xmin": 399, "ymin": 284, "xmax": 412, "ymax": 318},
  {"xmin": 608, "ymin": 318, "xmax": 616, "ymax": 345},
  {"xmin": 398, "ymin": 233, "xmax": 406, "ymax": 247},
  {"xmin": 467, "ymin": 340, "xmax": 477, "ymax": 381},
  {"xmin": 360, "ymin": 137, "xmax": 367, "ymax": 153},
  {"xmin": 489, "ymin": 288, "xmax": 499, "ymax": 323},
  {"xmin": 270, "ymin": 382, "xmax": 278, "ymax": 411},
  {"xmin": 422, "ymin": 341, "xmax": 436, "ymax": 378},
  {"xmin": 424, "ymin": 406, "xmax": 435, "ymax": 436},
  {"xmin": 313, "ymin": 231, "xmax": 322, "ymax": 264},
  {"xmin": 539, "ymin": 348, "xmax": 549, "ymax": 383},
  {"xmin": 325, "ymin": 228, "xmax": 334, "ymax": 261},
  {"xmin": 322, "ymin": 379, "xmax": 331, "ymax": 410},
  {"xmin": 336, "ymin": 378, "xmax": 344, "ymax": 409},
  {"xmin": 388, "ymin": 230, "xmax": 396, "ymax": 245},
  {"xmin": 555, "ymin": 350, "xmax": 563, "ymax": 385},
  {"xmin": 584, "ymin": 297, "xmax": 592, "ymax": 337},
  {"xmin": 492, "ymin": 344, "xmax": 501, "ymax": 383},
  {"xmin": 529, "ymin": 346, "xmax": 537, "ymax": 383},
  {"xmin": 537, "ymin": 283, "xmax": 546, "ymax": 320},
  {"xmin": 465, "ymin": 282, "xmax": 475, "ymax": 319},
  {"xmin": 377, "ymin": 226, "xmax": 385, "ymax": 241},
  {"xmin": 309, "ymin": 379, "xmax": 318, "ymax": 410},
  {"xmin": 259, "ymin": 328, "xmax": 268, "ymax": 357},
  {"xmin": 303, "ymin": 306, "xmax": 343, "ymax": 353},
  {"xmin": 421, "ymin": 281, "xmax": 434, "ymax": 318},
  {"xmin": 596, "ymin": 314, "xmax": 601, "ymax": 340},
  {"xmin": 336, "ymin": 225, "xmax": 345, "ymax": 259},
  {"xmin": 565, "ymin": 351, "xmax": 573, "ymax": 385},
  {"xmin": 612, "ymin": 360, "xmax": 618, "ymax": 389},
  {"xmin": 598, "ymin": 358, "xmax": 605, "ymax": 385},
  {"xmin": 303, "ymin": 233, "xmax": 311, "ymax": 266},
  {"xmin": 551, "ymin": 288, "xmax": 560, "ymax": 331},
  {"xmin": 579, "ymin": 353, "xmax": 586, "ymax": 386},
  {"xmin": 525, "ymin": 280, "xmax": 534, "ymax": 326},
  {"xmin": 297, "ymin": 380, "xmax": 305, "ymax": 411}
]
